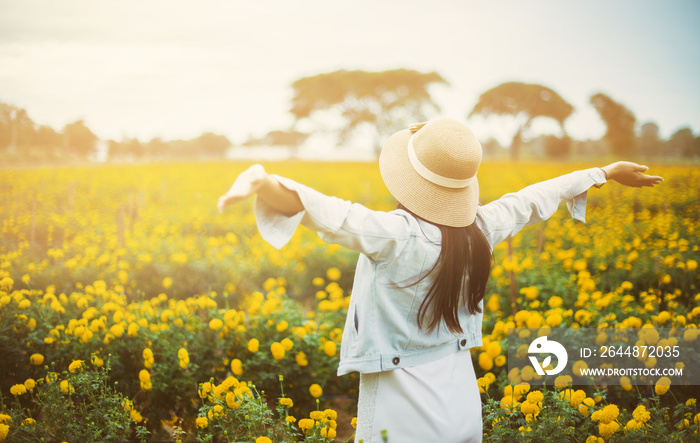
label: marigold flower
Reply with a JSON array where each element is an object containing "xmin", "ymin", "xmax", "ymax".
[
  {"xmin": 296, "ymin": 351, "xmax": 308, "ymax": 367},
  {"xmin": 24, "ymin": 379, "xmax": 36, "ymax": 391},
  {"xmin": 209, "ymin": 318, "xmax": 223, "ymax": 331},
  {"xmin": 323, "ymin": 340, "xmax": 336, "ymax": 357},
  {"xmin": 591, "ymin": 404, "xmax": 619, "ymax": 424},
  {"xmin": 255, "ymin": 438, "xmax": 272, "ymax": 443},
  {"xmin": 599, "ymin": 421, "xmax": 620, "ymax": 439},
  {"xmin": 326, "ymin": 267, "xmax": 341, "ymax": 281},
  {"xmin": 0, "ymin": 423, "xmax": 8, "ymax": 441},
  {"xmin": 276, "ymin": 320, "xmax": 288, "ymax": 332},
  {"xmin": 655, "ymin": 377, "xmax": 671, "ymax": 395},
  {"xmin": 10, "ymin": 384, "xmax": 27, "ymax": 396},
  {"xmin": 281, "ymin": 338, "xmax": 294, "ymax": 351},
  {"xmin": 247, "ymin": 338, "xmax": 259, "ymax": 353},
  {"xmin": 554, "ymin": 375, "xmax": 572, "ymax": 388},
  {"xmin": 0, "ymin": 414, "xmax": 11, "ymax": 424},
  {"xmin": 285, "ymin": 415, "xmax": 296, "ymax": 423},
  {"xmin": 69, "ymin": 360, "xmax": 84, "ymax": 373},
  {"xmin": 230, "ymin": 358, "xmax": 243, "ymax": 375},
  {"xmin": 298, "ymin": 418, "xmax": 314, "ymax": 432},
  {"xmin": 271, "ymin": 342, "xmax": 285, "ymax": 361},
  {"xmin": 351, "ymin": 417, "xmax": 357, "ymax": 429},
  {"xmin": 60, "ymin": 380, "xmax": 74, "ymax": 394},
  {"xmin": 29, "ymin": 353, "xmax": 44, "ymax": 366},
  {"xmin": 130, "ymin": 409, "xmax": 143, "ymax": 423},
  {"xmin": 632, "ymin": 405, "xmax": 650, "ymax": 424},
  {"xmin": 280, "ymin": 397, "xmax": 293, "ymax": 408},
  {"xmin": 309, "ymin": 383, "xmax": 322, "ymax": 398},
  {"xmin": 195, "ymin": 416, "xmax": 208, "ymax": 429}
]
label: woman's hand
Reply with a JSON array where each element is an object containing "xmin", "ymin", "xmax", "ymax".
[
  {"xmin": 217, "ymin": 164, "xmax": 267, "ymax": 213},
  {"xmin": 601, "ymin": 162, "xmax": 664, "ymax": 188}
]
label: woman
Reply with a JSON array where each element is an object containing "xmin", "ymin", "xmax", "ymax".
[{"xmin": 218, "ymin": 118, "xmax": 662, "ymax": 442}]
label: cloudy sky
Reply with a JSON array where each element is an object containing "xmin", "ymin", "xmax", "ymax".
[{"xmin": 1, "ymin": 0, "xmax": 699, "ymax": 148}]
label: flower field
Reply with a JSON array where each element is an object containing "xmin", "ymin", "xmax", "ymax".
[{"xmin": 0, "ymin": 160, "xmax": 699, "ymax": 442}]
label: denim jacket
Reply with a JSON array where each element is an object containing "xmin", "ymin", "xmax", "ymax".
[{"xmin": 254, "ymin": 168, "xmax": 606, "ymax": 376}]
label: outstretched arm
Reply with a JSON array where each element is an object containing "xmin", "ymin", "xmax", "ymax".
[
  {"xmin": 476, "ymin": 162, "xmax": 663, "ymax": 250},
  {"xmin": 217, "ymin": 164, "xmax": 303, "ymax": 215},
  {"xmin": 600, "ymin": 161, "xmax": 663, "ymax": 188}
]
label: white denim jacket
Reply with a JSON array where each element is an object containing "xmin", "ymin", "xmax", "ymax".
[{"xmin": 254, "ymin": 168, "xmax": 606, "ymax": 376}]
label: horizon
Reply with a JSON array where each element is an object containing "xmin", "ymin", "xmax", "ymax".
[{"xmin": 1, "ymin": 0, "xmax": 699, "ymax": 149}]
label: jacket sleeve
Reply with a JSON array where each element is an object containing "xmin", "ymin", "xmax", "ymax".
[
  {"xmin": 254, "ymin": 175, "xmax": 411, "ymax": 262},
  {"xmin": 475, "ymin": 168, "xmax": 607, "ymax": 250}
]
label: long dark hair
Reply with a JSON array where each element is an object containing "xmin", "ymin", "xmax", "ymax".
[{"xmin": 397, "ymin": 204, "xmax": 492, "ymax": 334}]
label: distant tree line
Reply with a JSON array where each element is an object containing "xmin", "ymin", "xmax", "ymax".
[
  {"xmin": 2, "ymin": 69, "xmax": 698, "ymax": 163},
  {"xmin": 0, "ymin": 102, "xmax": 231, "ymax": 163}
]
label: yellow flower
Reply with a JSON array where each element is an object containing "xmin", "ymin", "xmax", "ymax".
[
  {"xmin": 255, "ymin": 438, "xmax": 272, "ymax": 443},
  {"xmin": 309, "ymin": 383, "xmax": 323, "ymax": 398},
  {"xmin": 69, "ymin": 360, "xmax": 84, "ymax": 373},
  {"xmin": 271, "ymin": 342, "xmax": 285, "ymax": 361},
  {"xmin": 230, "ymin": 358, "xmax": 243, "ymax": 375},
  {"xmin": 554, "ymin": 375, "xmax": 572, "ymax": 388},
  {"xmin": 280, "ymin": 397, "xmax": 293, "ymax": 408},
  {"xmin": 29, "ymin": 353, "xmax": 44, "ymax": 366},
  {"xmin": 24, "ymin": 379, "xmax": 36, "ymax": 391},
  {"xmin": 196, "ymin": 417, "xmax": 208, "ymax": 428},
  {"xmin": 91, "ymin": 355, "xmax": 104, "ymax": 368},
  {"xmin": 298, "ymin": 418, "xmax": 314, "ymax": 432},
  {"xmin": 620, "ymin": 376, "xmax": 633, "ymax": 391},
  {"xmin": 209, "ymin": 318, "xmax": 223, "ymax": 331},
  {"xmin": 285, "ymin": 415, "xmax": 296, "ymax": 423},
  {"xmin": 0, "ymin": 423, "xmax": 8, "ymax": 441},
  {"xmin": 10, "ymin": 384, "xmax": 27, "ymax": 396},
  {"xmin": 276, "ymin": 320, "xmax": 288, "ymax": 332},
  {"xmin": 526, "ymin": 390, "xmax": 544, "ymax": 404},
  {"xmin": 655, "ymin": 377, "xmax": 671, "ymax": 395},
  {"xmin": 572, "ymin": 360, "xmax": 588, "ymax": 376},
  {"xmin": 326, "ymin": 267, "xmax": 341, "ymax": 281},
  {"xmin": 247, "ymin": 338, "xmax": 259, "ymax": 353},
  {"xmin": 632, "ymin": 405, "xmax": 650, "ymax": 424},
  {"xmin": 310, "ymin": 411, "xmax": 324, "ymax": 420},
  {"xmin": 60, "ymin": 380, "xmax": 74, "ymax": 394},
  {"xmin": 130, "ymin": 409, "xmax": 143, "ymax": 423},
  {"xmin": 351, "ymin": 417, "xmax": 357, "ymax": 429},
  {"xmin": 324, "ymin": 409, "xmax": 338, "ymax": 420},
  {"xmin": 321, "ymin": 427, "xmax": 337, "ymax": 439},
  {"xmin": 281, "ymin": 338, "xmax": 294, "ymax": 351},
  {"xmin": 591, "ymin": 404, "xmax": 619, "ymax": 424},
  {"xmin": 162, "ymin": 277, "xmax": 173, "ymax": 289},
  {"xmin": 226, "ymin": 392, "xmax": 240, "ymax": 409},
  {"xmin": 599, "ymin": 421, "xmax": 620, "ymax": 439},
  {"xmin": 323, "ymin": 340, "xmax": 336, "ymax": 357},
  {"xmin": 295, "ymin": 351, "xmax": 308, "ymax": 367}
]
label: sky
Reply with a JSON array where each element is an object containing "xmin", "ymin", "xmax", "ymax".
[{"xmin": 1, "ymin": 0, "xmax": 699, "ymax": 150}]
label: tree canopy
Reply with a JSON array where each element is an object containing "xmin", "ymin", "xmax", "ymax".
[
  {"xmin": 290, "ymin": 69, "xmax": 447, "ymax": 154},
  {"xmin": 589, "ymin": 93, "xmax": 636, "ymax": 156},
  {"xmin": 469, "ymin": 82, "xmax": 573, "ymax": 159}
]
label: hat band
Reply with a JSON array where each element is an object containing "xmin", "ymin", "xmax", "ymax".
[{"xmin": 407, "ymin": 135, "xmax": 476, "ymax": 189}]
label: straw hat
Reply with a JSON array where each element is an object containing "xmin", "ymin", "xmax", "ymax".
[{"xmin": 379, "ymin": 117, "xmax": 482, "ymax": 227}]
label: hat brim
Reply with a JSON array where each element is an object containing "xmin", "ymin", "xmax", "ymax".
[{"xmin": 379, "ymin": 129, "xmax": 479, "ymax": 228}]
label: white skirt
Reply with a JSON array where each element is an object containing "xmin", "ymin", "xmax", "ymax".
[{"xmin": 355, "ymin": 350, "xmax": 482, "ymax": 443}]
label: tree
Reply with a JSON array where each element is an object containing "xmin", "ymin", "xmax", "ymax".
[
  {"xmin": 468, "ymin": 82, "xmax": 573, "ymax": 160},
  {"xmin": 63, "ymin": 120, "xmax": 98, "ymax": 158},
  {"xmin": 638, "ymin": 122, "xmax": 661, "ymax": 157},
  {"xmin": 589, "ymin": 93, "xmax": 636, "ymax": 156},
  {"xmin": 195, "ymin": 132, "xmax": 231, "ymax": 157},
  {"xmin": 290, "ymin": 69, "xmax": 447, "ymax": 155},
  {"xmin": 666, "ymin": 127, "xmax": 696, "ymax": 158},
  {"xmin": 0, "ymin": 103, "xmax": 38, "ymax": 153}
]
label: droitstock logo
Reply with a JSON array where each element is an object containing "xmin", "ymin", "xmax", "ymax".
[{"xmin": 528, "ymin": 336, "xmax": 568, "ymax": 375}]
